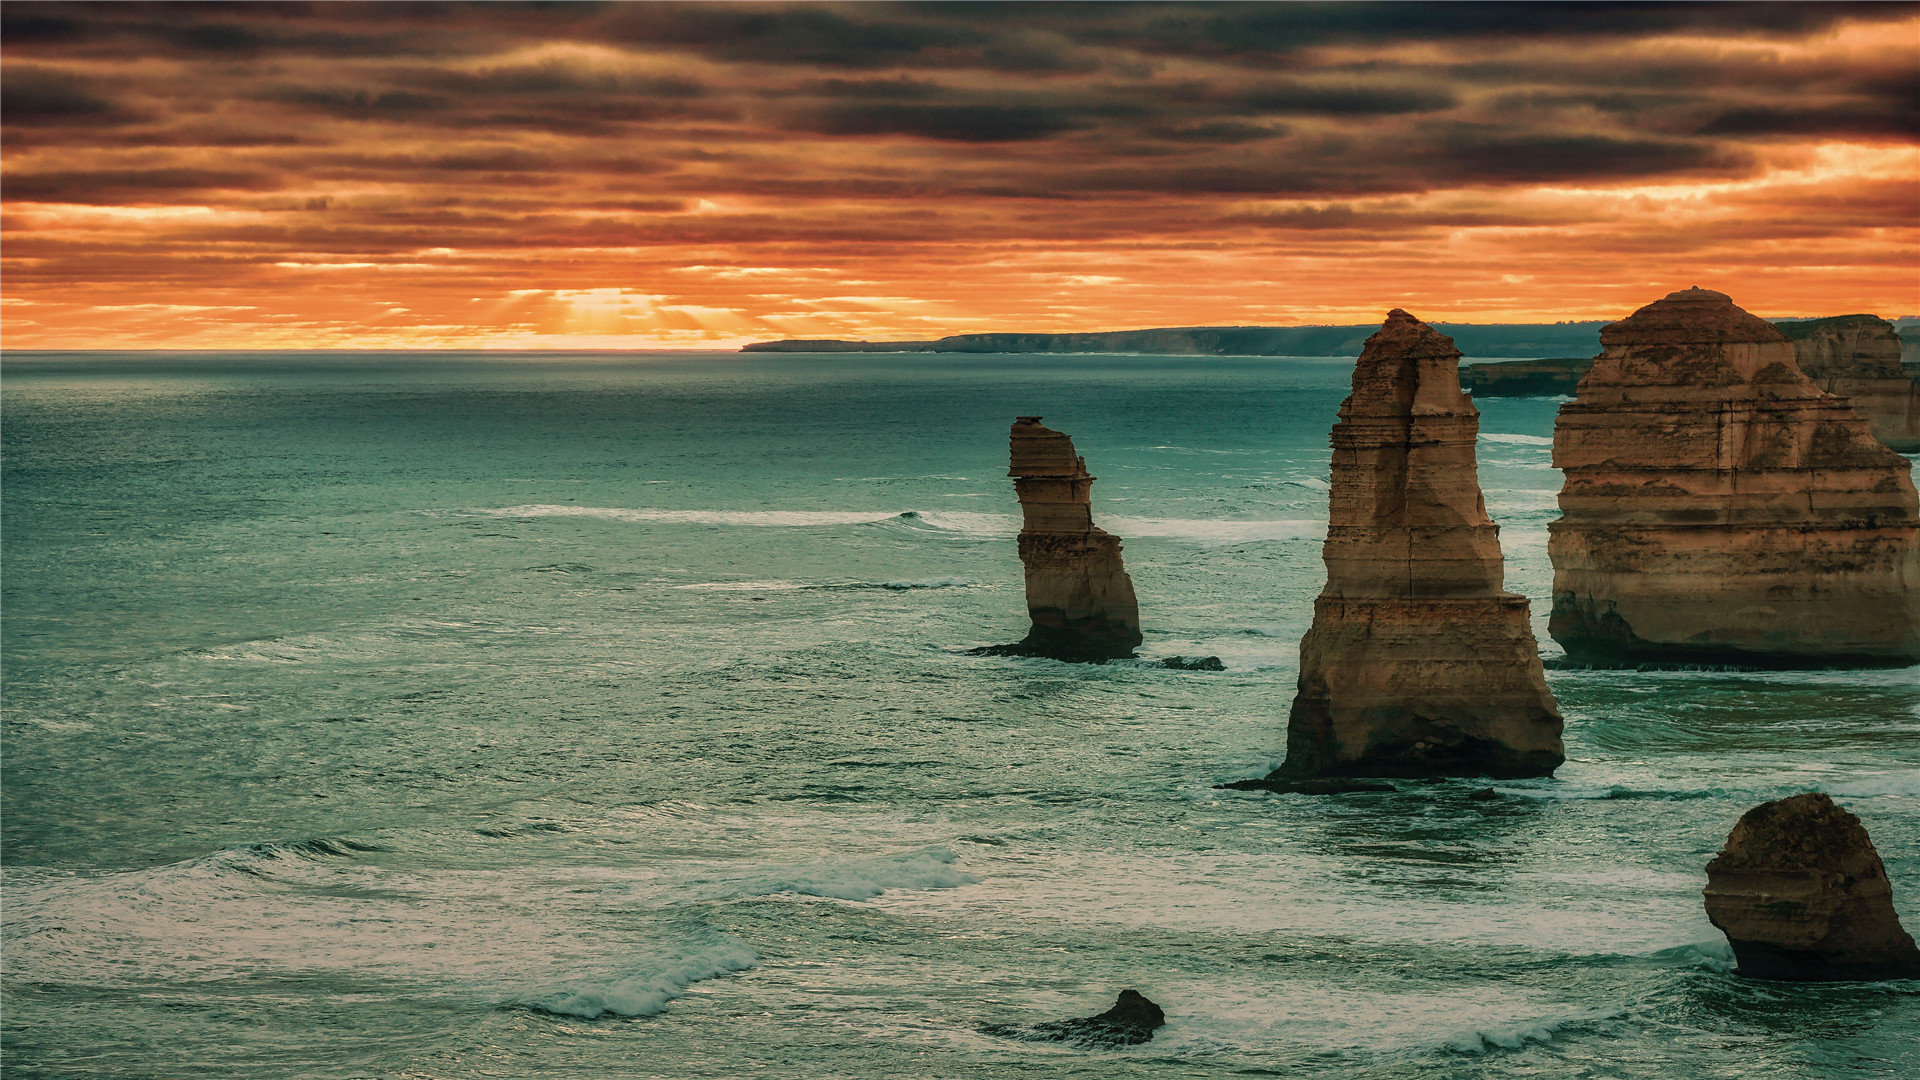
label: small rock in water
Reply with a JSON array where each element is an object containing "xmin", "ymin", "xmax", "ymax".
[
  {"xmin": 1161, "ymin": 655, "xmax": 1224, "ymax": 671},
  {"xmin": 983, "ymin": 989, "xmax": 1166, "ymax": 1048},
  {"xmin": 1217, "ymin": 777, "xmax": 1395, "ymax": 795},
  {"xmin": 1704, "ymin": 792, "xmax": 1920, "ymax": 981},
  {"xmin": 1468, "ymin": 787, "xmax": 1499, "ymax": 801}
]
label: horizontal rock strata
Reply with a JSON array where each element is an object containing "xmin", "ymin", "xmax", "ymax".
[
  {"xmin": 1776, "ymin": 314, "xmax": 1920, "ymax": 452},
  {"xmin": 1278, "ymin": 311, "xmax": 1564, "ymax": 780},
  {"xmin": 981, "ymin": 417, "xmax": 1141, "ymax": 661},
  {"xmin": 1704, "ymin": 792, "xmax": 1920, "ymax": 981},
  {"xmin": 1549, "ymin": 288, "xmax": 1920, "ymax": 667}
]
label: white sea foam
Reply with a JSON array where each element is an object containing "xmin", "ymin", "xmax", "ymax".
[
  {"xmin": 1480, "ymin": 432, "xmax": 1555, "ymax": 447},
  {"xmin": 517, "ymin": 940, "xmax": 760, "ymax": 1019}
]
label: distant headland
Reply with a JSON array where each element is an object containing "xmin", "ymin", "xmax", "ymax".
[{"xmin": 741, "ymin": 322, "xmax": 1610, "ymax": 359}]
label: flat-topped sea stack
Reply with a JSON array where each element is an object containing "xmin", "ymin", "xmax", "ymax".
[
  {"xmin": 1775, "ymin": 314, "xmax": 1920, "ymax": 451},
  {"xmin": 1704, "ymin": 793, "xmax": 1920, "ymax": 981},
  {"xmin": 1275, "ymin": 311, "xmax": 1564, "ymax": 780},
  {"xmin": 1549, "ymin": 288, "xmax": 1920, "ymax": 667},
  {"xmin": 985, "ymin": 418, "xmax": 1141, "ymax": 661}
]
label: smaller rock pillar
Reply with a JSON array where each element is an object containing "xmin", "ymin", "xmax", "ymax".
[{"xmin": 1705, "ymin": 793, "xmax": 1920, "ymax": 981}]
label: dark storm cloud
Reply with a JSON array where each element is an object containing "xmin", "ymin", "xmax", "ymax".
[
  {"xmin": 799, "ymin": 102, "xmax": 1096, "ymax": 142},
  {"xmin": 0, "ymin": 65, "xmax": 141, "ymax": 125},
  {"xmin": 5, "ymin": 167, "xmax": 286, "ymax": 203}
]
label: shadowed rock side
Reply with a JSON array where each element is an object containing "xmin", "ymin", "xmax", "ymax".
[
  {"xmin": 1276, "ymin": 311, "xmax": 1564, "ymax": 780},
  {"xmin": 1777, "ymin": 314, "xmax": 1920, "ymax": 452},
  {"xmin": 982, "ymin": 990, "xmax": 1166, "ymax": 1047},
  {"xmin": 979, "ymin": 418, "xmax": 1142, "ymax": 661},
  {"xmin": 1549, "ymin": 288, "xmax": 1920, "ymax": 668},
  {"xmin": 1704, "ymin": 793, "xmax": 1920, "ymax": 981}
]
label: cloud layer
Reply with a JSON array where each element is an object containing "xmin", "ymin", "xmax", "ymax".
[{"xmin": 3, "ymin": 2, "xmax": 1915, "ymax": 347}]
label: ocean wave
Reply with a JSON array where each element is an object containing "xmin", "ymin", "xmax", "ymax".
[
  {"xmin": 471, "ymin": 505, "xmax": 905, "ymax": 528},
  {"xmin": 515, "ymin": 939, "xmax": 759, "ymax": 1019},
  {"xmin": 1105, "ymin": 516, "xmax": 1324, "ymax": 545},
  {"xmin": 1494, "ymin": 784, "xmax": 1726, "ymax": 802},
  {"xmin": 1480, "ymin": 433, "xmax": 1555, "ymax": 447},
  {"xmin": 670, "ymin": 576, "xmax": 982, "ymax": 593},
  {"xmin": 703, "ymin": 847, "xmax": 982, "ymax": 902}
]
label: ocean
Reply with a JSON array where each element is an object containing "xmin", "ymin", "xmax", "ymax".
[{"xmin": 3, "ymin": 350, "xmax": 1915, "ymax": 1078}]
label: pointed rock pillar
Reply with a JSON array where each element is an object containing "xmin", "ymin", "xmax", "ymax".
[
  {"xmin": 1776, "ymin": 314, "xmax": 1920, "ymax": 452},
  {"xmin": 1550, "ymin": 288, "xmax": 1920, "ymax": 666},
  {"xmin": 1705, "ymin": 793, "xmax": 1920, "ymax": 981},
  {"xmin": 1280, "ymin": 310, "xmax": 1564, "ymax": 779},
  {"xmin": 1000, "ymin": 417, "xmax": 1142, "ymax": 660}
]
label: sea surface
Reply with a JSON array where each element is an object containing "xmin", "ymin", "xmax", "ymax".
[{"xmin": 3, "ymin": 350, "xmax": 1916, "ymax": 1079}]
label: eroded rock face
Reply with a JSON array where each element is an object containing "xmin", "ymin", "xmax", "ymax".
[
  {"xmin": 982, "ymin": 989, "xmax": 1166, "ymax": 1047},
  {"xmin": 1704, "ymin": 793, "xmax": 1920, "ymax": 981},
  {"xmin": 1549, "ymin": 288, "xmax": 1920, "ymax": 667},
  {"xmin": 1775, "ymin": 314, "xmax": 1920, "ymax": 451},
  {"xmin": 1278, "ymin": 310, "xmax": 1564, "ymax": 780},
  {"xmin": 989, "ymin": 417, "xmax": 1142, "ymax": 661}
]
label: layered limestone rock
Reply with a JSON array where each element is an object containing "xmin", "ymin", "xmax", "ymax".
[
  {"xmin": 1775, "ymin": 314, "xmax": 1920, "ymax": 451},
  {"xmin": 1277, "ymin": 311, "xmax": 1564, "ymax": 780},
  {"xmin": 987, "ymin": 417, "xmax": 1142, "ymax": 660},
  {"xmin": 1704, "ymin": 793, "xmax": 1920, "ymax": 981},
  {"xmin": 1549, "ymin": 288, "xmax": 1920, "ymax": 667}
]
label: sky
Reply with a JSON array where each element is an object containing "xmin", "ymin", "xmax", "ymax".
[{"xmin": 3, "ymin": 1, "xmax": 1917, "ymax": 349}]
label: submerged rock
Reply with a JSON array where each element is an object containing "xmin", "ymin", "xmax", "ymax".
[
  {"xmin": 1217, "ymin": 777, "xmax": 1395, "ymax": 795},
  {"xmin": 1161, "ymin": 655, "xmax": 1225, "ymax": 671},
  {"xmin": 1704, "ymin": 793, "xmax": 1920, "ymax": 981},
  {"xmin": 1775, "ymin": 314, "xmax": 1920, "ymax": 452},
  {"xmin": 1275, "ymin": 310, "xmax": 1565, "ymax": 780},
  {"xmin": 981, "ymin": 417, "xmax": 1142, "ymax": 662},
  {"xmin": 1549, "ymin": 288, "xmax": 1920, "ymax": 667},
  {"xmin": 982, "ymin": 989, "xmax": 1166, "ymax": 1047}
]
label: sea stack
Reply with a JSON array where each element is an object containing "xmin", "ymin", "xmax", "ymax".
[
  {"xmin": 993, "ymin": 417, "xmax": 1142, "ymax": 661},
  {"xmin": 1704, "ymin": 793, "xmax": 1920, "ymax": 981},
  {"xmin": 1775, "ymin": 314, "xmax": 1920, "ymax": 452},
  {"xmin": 1277, "ymin": 310, "xmax": 1564, "ymax": 780},
  {"xmin": 1549, "ymin": 288, "xmax": 1920, "ymax": 667}
]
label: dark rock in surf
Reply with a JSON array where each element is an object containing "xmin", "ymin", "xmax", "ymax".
[
  {"xmin": 1162, "ymin": 655, "xmax": 1225, "ymax": 670},
  {"xmin": 1217, "ymin": 777, "xmax": 1396, "ymax": 795},
  {"xmin": 1704, "ymin": 792, "xmax": 1920, "ymax": 981},
  {"xmin": 982, "ymin": 989, "xmax": 1166, "ymax": 1048},
  {"xmin": 1468, "ymin": 787, "xmax": 1499, "ymax": 801},
  {"xmin": 980, "ymin": 417, "xmax": 1142, "ymax": 662}
]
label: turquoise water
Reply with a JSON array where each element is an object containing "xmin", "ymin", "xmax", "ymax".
[{"xmin": 3, "ymin": 351, "xmax": 1916, "ymax": 1078}]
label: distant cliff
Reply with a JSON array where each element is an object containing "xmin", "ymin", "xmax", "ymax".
[
  {"xmin": 1461, "ymin": 357, "xmax": 1593, "ymax": 397},
  {"xmin": 742, "ymin": 322, "xmax": 1608, "ymax": 358}
]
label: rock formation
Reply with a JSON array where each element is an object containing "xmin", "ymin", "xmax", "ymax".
[
  {"xmin": 1274, "ymin": 310, "xmax": 1564, "ymax": 780},
  {"xmin": 982, "ymin": 417, "xmax": 1142, "ymax": 661},
  {"xmin": 1775, "ymin": 315, "xmax": 1920, "ymax": 451},
  {"xmin": 1549, "ymin": 288, "xmax": 1920, "ymax": 667},
  {"xmin": 1704, "ymin": 792, "xmax": 1920, "ymax": 981},
  {"xmin": 982, "ymin": 989, "xmax": 1166, "ymax": 1047}
]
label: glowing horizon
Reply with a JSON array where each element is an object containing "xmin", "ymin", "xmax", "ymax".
[{"xmin": 3, "ymin": 2, "xmax": 1916, "ymax": 350}]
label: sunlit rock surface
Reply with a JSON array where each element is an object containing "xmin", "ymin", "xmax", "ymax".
[
  {"xmin": 981, "ymin": 417, "xmax": 1142, "ymax": 661},
  {"xmin": 1548, "ymin": 288, "xmax": 1920, "ymax": 667},
  {"xmin": 1278, "ymin": 311, "xmax": 1564, "ymax": 780},
  {"xmin": 1704, "ymin": 793, "xmax": 1920, "ymax": 982},
  {"xmin": 1776, "ymin": 314, "xmax": 1920, "ymax": 452}
]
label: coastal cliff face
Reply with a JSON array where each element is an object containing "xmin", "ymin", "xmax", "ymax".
[
  {"xmin": 1704, "ymin": 793, "xmax": 1920, "ymax": 981},
  {"xmin": 1280, "ymin": 311, "xmax": 1564, "ymax": 779},
  {"xmin": 996, "ymin": 418, "xmax": 1142, "ymax": 660},
  {"xmin": 1548, "ymin": 288, "xmax": 1920, "ymax": 667},
  {"xmin": 1776, "ymin": 314, "xmax": 1920, "ymax": 451},
  {"xmin": 1460, "ymin": 357, "xmax": 1594, "ymax": 397}
]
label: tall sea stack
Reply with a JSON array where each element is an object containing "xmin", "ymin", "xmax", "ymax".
[
  {"xmin": 1775, "ymin": 314, "xmax": 1920, "ymax": 452},
  {"xmin": 992, "ymin": 417, "xmax": 1142, "ymax": 661},
  {"xmin": 1279, "ymin": 311, "xmax": 1564, "ymax": 779},
  {"xmin": 1550, "ymin": 288, "xmax": 1920, "ymax": 667},
  {"xmin": 1704, "ymin": 793, "xmax": 1920, "ymax": 981}
]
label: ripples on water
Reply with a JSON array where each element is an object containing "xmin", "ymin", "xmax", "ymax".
[{"xmin": 3, "ymin": 352, "xmax": 1915, "ymax": 1078}]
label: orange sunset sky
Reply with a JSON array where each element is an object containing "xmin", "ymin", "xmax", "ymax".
[{"xmin": 3, "ymin": 1, "xmax": 1917, "ymax": 350}]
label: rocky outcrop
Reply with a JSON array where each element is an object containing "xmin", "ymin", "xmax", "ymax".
[
  {"xmin": 1273, "ymin": 310, "xmax": 1564, "ymax": 780},
  {"xmin": 1704, "ymin": 793, "xmax": 1920, "ymax": 981},
  {"xmin": 980, "ymin": 417, "xmax": 1141, "ymax": 661},
  {"xmin": 1461, "ymin": 357, "xmax": 1594, "ymax": 397},
  {"xmin": 1549, "ymin": 288, "xmax": 1920, "ymax": 667},
  {"xmin": 982, "ymin": 990, "xmax": 1166, "ymax": 1047},
  {"xmin": 1774, "ymin": 315, "xmax": 1920, "ymax": 451}
]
